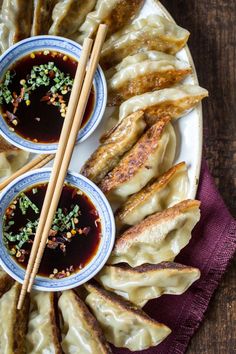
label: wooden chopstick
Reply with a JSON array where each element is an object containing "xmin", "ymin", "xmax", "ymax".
[
  {"xmin": 0, "ymin": 154, "xmax": 54, "ymax": 191},
  {"xmin": 17, "ymin": 37, "xmax": 94, "ymax": 310},
  {"xmin": 27, "ymin": 24, "xmax": 108, "ymax": 293}
]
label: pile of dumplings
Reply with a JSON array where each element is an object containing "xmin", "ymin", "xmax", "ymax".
[{"xmin": 0, "ymin": 0, "xmax": 209, "ymax": 353}]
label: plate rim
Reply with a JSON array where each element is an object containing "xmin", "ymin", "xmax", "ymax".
[{"xmin": 154, "ymin": 0, "xmax": 203, "ymax": 199}]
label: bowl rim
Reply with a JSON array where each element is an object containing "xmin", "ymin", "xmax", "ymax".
[
  {"xmin": 0, "ymin": 35, "xmax": 107, "ymax": 153},
  {"xmin": 0, "ymin": 168, "xmax": 115, "ymax": 291}
]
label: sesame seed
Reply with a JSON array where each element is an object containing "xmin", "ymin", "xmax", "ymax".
[{"xmin": 66, "ymin": 232, "xmax": 72, "ymax": 239}]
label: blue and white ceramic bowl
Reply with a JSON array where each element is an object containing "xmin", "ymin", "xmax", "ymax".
[
  {"xmin": 0, "ymin": 169, "xmax": 115, "ymax": 291},
  {"xmin": 0, "ymin": 36, "xmax": 107, "ymax": 154}
]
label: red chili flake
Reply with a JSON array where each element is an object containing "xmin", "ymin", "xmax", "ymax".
[
  {"xmin": 48, "ymin": 70, "xmax": 55, "ymax": 78},
  {"xmin": 40, "ymin": 95, "xmax": 51, "ymax": 102},
  {"xmin": 20, "ymin": 87, "xmax": 25, "ymax": 99},
  {"xmin": 6, "ymin": 111, "xmax": 18, "ymax": 123},
  {"xmin": 82, "ymin": 226, "xmax": 90, "ymax": 236},
  {"xmin": 89, "ymin": 209, "xmax": 98, "ymax": 216},
  {"xmin": 57, "ymin": 272, "xmax": 66, "ymax": 279},
  {"xmin": 71, "ymin": 188, "xmax": 77, "ymax": 199}
]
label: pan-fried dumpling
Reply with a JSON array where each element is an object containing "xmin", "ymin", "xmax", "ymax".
[
  {"xmin": 0, "ymin": 282, "xmax": 30, "ymax": 354},
  {"xmin": 119, "ymin": 84, "xmax": 209, "ymax": 125},
  {"xmin": 107, "ymin": 51, "xmax": 192, "ymax": 105},
  {"xmin": 0, "ymin": 137, "xmax": 29, "ymax": 178},
  {"xmin": 78, "ymin": 0, "xmax": 144, "ymax": 43},
  {"xmin": 96, "ymin": 263, "xmax": 200, "ymax": 307},
  {"xmin": 1, "ymin": 0, "xmax": 33, "ymax": 47},
  {"xmin": 0, "ymin": 268, "xmax": 14, "ymax": 297},
  {"xmin": 115, "ymin": 162, "xmax": 189, "ymax": 230},
  {"xmin": 101, "ymin": 15, "xmax": 190, "ymax": 69},
  {"xmin": 49, "ymin": 0, "xmax": 96, "ymax": 38},
  {"xmin": 109, "ymin": 199, "xmax": 201, "ymax": 267},
  {"xmin": 0, "ymin": 9, "xmax": 9, "ymax": 54},
  {"xmin": 100, "ymin": 116, "xmax": 176, "ymax": 202},
  {"xmin": 31, "ymin": 0, "xmax": 58, "ymax": 36},
  {"xmin": 26, "ymin": 292, "xmax": 62, "ymax": 354},
  {"xmin": 84, "ymin": 282, "xmax": 171, "ymax": 351},
  {"xmin": 81, "ymin": 111, "xmax": 146, "ymax": 184},
  {"xmin": 59, "ymin": 290, "xmax": 112, "ymax": 354}
]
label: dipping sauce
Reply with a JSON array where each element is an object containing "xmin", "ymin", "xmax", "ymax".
[
  {"xmin": 3, "ymin": 183, "xmax": 101, "ymax": 278},
  {"xmin": 0, "ymin": 51, "xmax": 95, "ymax": 143}
]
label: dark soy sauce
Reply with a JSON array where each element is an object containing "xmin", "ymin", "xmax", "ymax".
[
  {"xmin": 1, "ymin": 51, "xmax": 95, "ymax": 143},
  {"xmin": 4, "ymin": 183, "xmax": 101, "ymax": 277}
]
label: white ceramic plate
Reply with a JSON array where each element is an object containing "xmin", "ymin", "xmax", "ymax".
[
  {"xmin": 1, "ymin": 0, "xmax": 202, "ymax": 199},
  {"xmin": 68, "ymin": 0, "xmax": 202, "ymax": 199}
]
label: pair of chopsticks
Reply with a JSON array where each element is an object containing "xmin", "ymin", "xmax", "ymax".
[
  {"xmin": 17, "ymin": 24, "xmax": 108, "ymax": 310},
  {"xmin": 0, "ymin": 154, "xmax": 55, "ymax": 191}
]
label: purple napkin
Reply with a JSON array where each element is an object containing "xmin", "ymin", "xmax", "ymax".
[{"xmin": 113, "ymin": 160, "xmax": 236, "ymax": 354}]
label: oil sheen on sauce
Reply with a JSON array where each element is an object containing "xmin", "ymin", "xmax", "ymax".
[
  {"xmin": 0, "ymin": 51, "xmax": 95, "ymax": 143},
  {"xmin": 4, "ymin": 183, "xmax": 101, "ymax": 278}
]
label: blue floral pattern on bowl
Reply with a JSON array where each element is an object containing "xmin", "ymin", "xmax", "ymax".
[
  {"xmin": 0, "ymin": 168, "xmax": 115, "ymax": 291},
  {"xmin": 0, "ymin": 36, "xmax": 107, "ymax": 153}
]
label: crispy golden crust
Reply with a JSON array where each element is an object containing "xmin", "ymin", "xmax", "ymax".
[
  {"xmin": 0, "ymin": 271, "xmax": 14, "ymax": 297},
  {"xmin": 114, "ymin": 199, "xmax": 201, "ymax": 247},
  {"xmin": 31, "ymin": 0, "xmax": 57, "ymax": 35},
  {"xmin": 108, "ymin": 69, "xmax": 192, "ymax": 106},
  {"xmin": 144, "ymin": 95, "xmax": 208, "ymax": 126},
  {"xmin": 50, "ymin": 293, "xmax": 63, "ymax": 354},
  {"xmin": 81, "ymin": 111, "xmax": 145, "ymax": 184},
  {"xmin": 85, "ymin": 281, "xmax": 168, "ymax": 328},
  {"xmin": 0, "ymin": 136, "xmax": 18, "ymax": 153},
  {"xmin": 66, "ymin": 290, "xmax": 112, "ymax": 354},
  {"xmin": 100, "ymin": 115, "xmax": 171, "ymax": 195},
  {"xmin": 101, "ymin": 31, "xmax": 190, "ymax": 70},
  {"xmin": 103, "ymin": 0, "xmax": 144, "ymax": 38},
  {"xmin": 115, "ymin": 162, "xmax": 186, "ymax": 224},
  {"xmin": 106, "ymin": 262, "xmax": 200, "ymax": 274},
  {"xmin": 12, "ymin": 283, "xmax": 30, "ymax": 354}
]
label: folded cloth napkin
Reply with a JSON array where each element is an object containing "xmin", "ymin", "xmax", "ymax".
[{"xmin": 114, "ymin": 160, "xmax": 236, "ymax": 354}]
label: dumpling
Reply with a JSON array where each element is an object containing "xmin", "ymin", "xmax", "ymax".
[
  {"xmin": 0, "ymin": 282, "xmax": 30, "ymax": 354},
  {"xmin": 101, "ymin": 15, "xmax": 190, "ymax": 69},
  {"xmin": 59, "ymin": 290, "xmax": 112, "ymax": 354},
  {"xmin": 100, "ymin": 116, "xmax": 176, "ymax": 202},
  {"xmin": 49, "ymin": 0, "xmax": 96, "ymax": 38},
  {"xmin": 107, "ymin": 51, "xmax": 192, "ymax": 105},
  {"xmin": 0, "ymin": 136, "xmax": 29, "ymax": 178},
  {"xmin": 1, "ymin": 0, "xmax": 33, "ymax": 47},
  {"xmin": 84, "ymin": 282, "xmax": 171, "ymax": 351},
  {"xmin": 81, "ymin": 111, "xmax": 146, "ymax": 184},
  {"xmin": 0, "ymin": 268, "xmax": 14, "ymax": 297},
  {"xmin": 96, "ymin": 263, "xmax": 200, "ymax": 307},
  {"xmin": 119, "ymin": 84, "xmax": 209, "ymax": 125},
  {"xmin": 31, "ymin": 0, "xmax": 58, "ymax": 36},
  {"xmin": 26, "ymin": 292, "xmax": 62, "ymax": 354},
  {"xmin": 77, "ymin": 0, "xmax": 144, "ymax": 43},
  {"xmin": 115, "ymin": 161, "xmax": 189, "ymax": 230},
  {"xmin": 108, "ymin": 199, "xmax": 201, "ymax": 267},
  {"xmin": 0, "ymin": 7, "xmax": 9, "ymax": 54}
]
